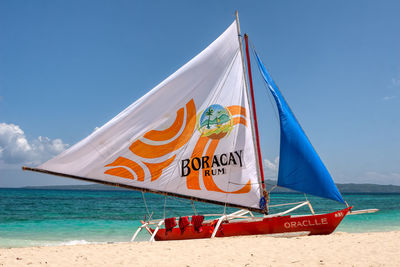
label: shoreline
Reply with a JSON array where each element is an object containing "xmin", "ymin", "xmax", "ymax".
[{"xmin": 1, "ymin": 231, "xmax": 399, "ymax": 266}]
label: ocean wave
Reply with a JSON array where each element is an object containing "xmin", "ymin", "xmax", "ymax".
[
  {"xmin": 58, "ymin": 240, "xmax": 110, "ymax": 246},
  {"xmin": 0, "ymin": 238, "xmax": 107, "ymax": 248}
]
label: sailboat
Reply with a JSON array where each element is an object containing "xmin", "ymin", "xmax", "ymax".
[{"xmin": 23, "ymin": 12, "xmax": 377, "ymax": 241}]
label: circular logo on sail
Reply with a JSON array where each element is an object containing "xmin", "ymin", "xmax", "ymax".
[{"xmin": 198, "ymin": 104, "xmax": 233, "ymax": 140}]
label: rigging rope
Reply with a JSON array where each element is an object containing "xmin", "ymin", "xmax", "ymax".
[
  {"xmin": 141, "ymin": 191, "xmax": 151, "ymax": 218},
  {"xmin": 249, "ymin": 40, "xmax": 280, "ymax": 124},
  {"xmin": 247, "ymin": 37, "xmax": 281, "ymax": 209},
  {"xmin": 191, "ymin": 199, "xmax": 197, "ymax": 215},
  {"xmin": 304, "ymin": 193, "xmax": 309, "ymax": 202},
  {"xmin": 163, "ymin": 196, "xmax": 167, "ymax": 219}
]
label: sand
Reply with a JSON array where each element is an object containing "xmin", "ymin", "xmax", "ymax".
[{"xmin": 0, "ymin": 231, "xmax": 399, "ymax": 266}]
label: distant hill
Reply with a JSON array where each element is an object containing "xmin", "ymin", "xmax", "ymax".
[
  {"xmin": 21, "ymin": 180, "xmax": 400, "ymax": 193},
  {"xmin": 337, "ymin": 183, "xmax": 400, "ymax": 193},
  {"xmin": 264, "ymin": 180, "xmax": 400, "ymax": 193}
]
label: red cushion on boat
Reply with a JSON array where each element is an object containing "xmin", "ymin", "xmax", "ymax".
[
  {"xmin": 178, "ymin": 216, "xmax": 190, "ymax": 234},
  {"xmin": 164, "ymin": 217, "xmax": 177, "ymax": 235},
  {"xmin": 191, "ymin": 215, "xmax": 204, "ymax": 233}
]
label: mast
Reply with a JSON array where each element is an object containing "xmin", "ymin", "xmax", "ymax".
[
  {"xmin": 244, "ymin": 34, "xmax": 266, "ymax": 190},
  {"xmin": 235, "ymin": 11, "xmax": 266, "ymax": 194}
]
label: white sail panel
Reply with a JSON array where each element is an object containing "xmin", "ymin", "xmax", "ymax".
[{"xmin": 38, "ymin": 21, "xmax": 261, "ymax": 209}]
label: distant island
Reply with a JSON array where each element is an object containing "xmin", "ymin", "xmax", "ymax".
[{"xmin": 20, "ymin": 179, "xmax": 400, "ymax": 193}]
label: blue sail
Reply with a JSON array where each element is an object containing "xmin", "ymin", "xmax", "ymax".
[{"xmin": 254, "ymin": 52, "xmax": 345, "ymax": 204}]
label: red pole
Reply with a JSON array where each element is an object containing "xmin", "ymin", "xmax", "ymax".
[{"xmin": 244, "ymin": 33, "xmax": 265, "ymax": 190}]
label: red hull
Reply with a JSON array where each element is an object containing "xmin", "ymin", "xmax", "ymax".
[{"xmin": 146, "ymin": 207, "xmax": 351, "ymax": 241}]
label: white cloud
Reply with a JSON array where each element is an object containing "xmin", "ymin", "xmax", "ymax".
[
  {"xmin": 384, "ymin": 77, "xmax": 400, "ymax": 100},
  {"xmin": 263, "ymin": 156, "xmax": 279, "ymax": 179},
  {"xmin": 0, "ymin": 122, "xmax": 69, "ymax": 168},
  {"xmin": 383, "ymin": 95, "xmax": 397, "ymax": 101},
  {"xmin": 391, "ymin": 78, "xmax": 400, "ymax": 88}
]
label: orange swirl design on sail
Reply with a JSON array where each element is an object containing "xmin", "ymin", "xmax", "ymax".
[
  {"xmin": 105, "ymin": 156, "xmax": 145, "ymax": 181},
  {"xmin": 129, "ymin": 99, "xmax": 196, "ymax": 159},
  {"xmin": 232, "ymin": 117, "xmax": 247, "ymax": 126},
  {"xmin": 143, "ymin": 108, "xmax": 185, "ymax": 141},
  {"xmin": 105, "ymin": 100, "xmax": 195, "ymax": 184},
  {"xmin": 143, "ymin": 155, "xmax": 176, "ymax": 181},
  {"xmin": 227, "ymin": 105, "xmax": 246, "ymax": 117},
  {"xmin": 104, "ymin": 167, "xmax": 133, "ymax": 179},
  {"xmin": 228, "ymin": 105, "xmax": 247, "ymax": 126}
]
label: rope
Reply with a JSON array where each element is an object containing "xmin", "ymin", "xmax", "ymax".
[
  {"xmin": 163, "ymin": 196, "xmax": 167, "ymax": 219},
  {"xmin": 141, "ymin": 191, "xmax": 151, "ymax": 218},
  {"xmin": 269, "ymin": 185, "xmax": 278, "ymax": 192},
  {"xmin": 249, "ymin": 39, "xmax": 280, "ymax": 127},
  {"xmin": 191, "ymin": 199, "xmax": 198, "ymax": 215}
]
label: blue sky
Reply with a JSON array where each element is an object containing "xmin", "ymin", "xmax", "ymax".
[{"xmin": 1, "ymin": 0, "xmax": 399, "ymax": 187}]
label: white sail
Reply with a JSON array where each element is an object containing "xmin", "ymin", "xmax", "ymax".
[{"xmin": 38, "ymin": 21, "xmax": 262, "ymax": 210}]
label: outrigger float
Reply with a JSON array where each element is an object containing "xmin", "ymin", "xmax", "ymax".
[{"xmin": 23, "ymin": 12, "xmax": 377, "ymax": 242}]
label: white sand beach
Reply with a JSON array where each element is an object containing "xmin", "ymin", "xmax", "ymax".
[{"xmin": 0, "ymin": 231, "xmax": 399, "ymax": 266}]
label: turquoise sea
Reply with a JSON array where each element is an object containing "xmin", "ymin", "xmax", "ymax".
[{"xmin": 1, "ymin": 188, "xmax": 399, "ymax": 248}]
